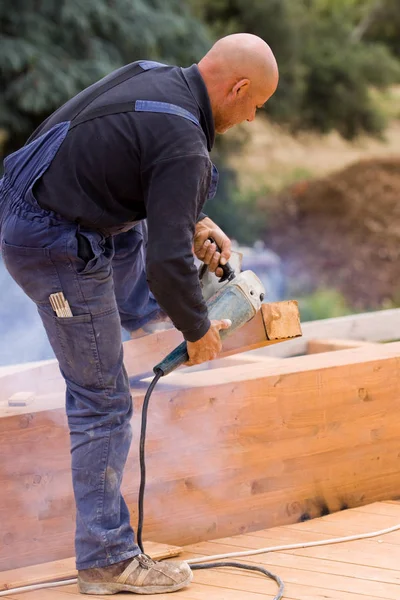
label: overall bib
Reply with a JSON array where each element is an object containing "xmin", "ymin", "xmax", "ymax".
[{"xmin": 0, "ymin": 61, "xmax": 218, "ymax": 570}]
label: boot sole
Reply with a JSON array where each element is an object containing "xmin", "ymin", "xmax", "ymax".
[{"xmin": 78, "ymin": 570, "xmax": 193, "ymax": 595}]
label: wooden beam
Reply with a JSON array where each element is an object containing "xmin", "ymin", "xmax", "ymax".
[
  {"xmin": 124, "ymin": 300, "xmax": 301, "ymax": 378},
  {"xmin": 2, "ymin": 341, "xmax": 400, "ymax": 570},
  {"xmin": 179, "ymin": 353, "xmax": 284, "ymax": 373},
  {"xmin": 255, "ymin": 308, "xmax": 400, "ymax": 358},
  {"xmin": 0, "ymin": 300, "xmax": 301, "ymax": 405},
  {"xmin": 307, "ymin": 338, "xmax": 380, "ymax": 354}
]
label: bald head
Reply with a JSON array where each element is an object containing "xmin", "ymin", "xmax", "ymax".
[{"xmin": 198, "ymin": 34, "xmax": 278, "ymax": 133}]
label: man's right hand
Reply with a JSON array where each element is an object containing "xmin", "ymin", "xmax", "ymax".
[{"xmin": 186, "ymin": 319, "xmax": 232, "ymax": 366}]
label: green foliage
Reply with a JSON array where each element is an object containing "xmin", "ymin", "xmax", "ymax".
[
  {"xmin": 191, "ymin": 0, "xmax": 400, "ymax": 139},
  {"xmin": 204, "ymin": 164, "xmax": 269, "ymax": 245},
  {"xmin": 299, "ymin": 38, "xmax": 396, "ymax": 139},
  {"xmin": 365, "ymin": 0, "xmax": 400, "ymax": 59},
  {"xmin": 3, "ymin": 0, "xmax": 400, "ymax": 155},
  {"xmin": 0, "ymin": 0, "xmax": 211, "ymax": 155},
  {"xmin": 297, "ymin": 288, "xmax": 354, "ymax": 322}
]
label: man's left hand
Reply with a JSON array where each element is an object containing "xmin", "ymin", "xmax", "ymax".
[{"xmin": 194, "ymin": 217, "xmax": 232, "ymax": 277}]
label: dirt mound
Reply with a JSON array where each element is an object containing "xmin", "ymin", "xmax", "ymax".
[{"xmin": 263, "ymin": 158, "xmax": 400, "ymax": 308}]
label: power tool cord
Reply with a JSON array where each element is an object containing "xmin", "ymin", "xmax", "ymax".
[
  {"xmin": 137, "ymin": 369, "xmax": 163, "ymax": 552},
  {"xmin": 137, "ymin": 370, "xmax": 285, "ymax": 600}
]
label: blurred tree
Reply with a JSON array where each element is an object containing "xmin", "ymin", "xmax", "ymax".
[
  {"xmin": 364, "ymin": 0, "xmax": 400, "ymax": 58},
  {"xmin": 0, "ymin": 0, "xmax": 211, "ymax": 156},
  {"xmin": 190, "ymin": 0, "xmax": 400, "ymax": 138},
  {"xmin": 298, "ymin": 3, "xmax": 399, "ymax": 138},
  {"xmin": 190, "ymin": 0, "xmax": 306, "ymax": 124}
]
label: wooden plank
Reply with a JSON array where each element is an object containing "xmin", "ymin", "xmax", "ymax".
[
  {"xmin": 256, "ymin": 307, "xmax": 400, "ymax": 358},
  {"xmin": 188, "ymin": 556, "xmax": 400, "ymax": 599},
  {"xmin": 0, "ymin": 360, "xmax": 55, "ymax": 377},
  {"xmin": 307, "ymin": 338, "xmax": 380, "ymax": 354},
  {"xmin": 351, "ymin": 502, "xmax": 400, "ymax": 517},
  {"xmin": 184, "ymin": 540, "xmax": 400, "ymax": 586},
  {"xmin": 179, "ymin": 354, "xmax": 283, "ymax": 373},
  {"xmin": 262, "ymin": 300, "xmax": 301, "ymax": 340},
  {"xmin": 12, "ymin": 579, "xmax": 387, "ymax": 600},
  {"xmin": 183, "ymin": 547, "xmax": 398, "ymax": 600},
  {"xmin": 60, "ymin": 555, "xmax": 396, "ymax": 600},
  {"xmin": 0, "ymin": 578, "xmax": 390, "ymax": 600},
  {"xmin": 3, "ymin": 341, "xmax": 400, "ymax": 570},
  {"xmin": 283, "ymin": 520, "xmax": 400, "ymax": 547},
  {"xmin": 210, "ymin": 527, "xmax": 400, "ymax": 562},
  {"xmin": 117, "ymin": 300, "xmax": 301, "ymax": 379},
  {"xmin": 185, "ymin": 567, "xmax": 389, "ymax": 600},
  {"xmin": 3, "ymin": 586, "xmax": 274, "ymax": 600},
  {"xmin": 0, "ymin": 300, "xmax": 301, "ymax": 407},
  {"xmin": 237, "ymin": 520, "xmax": 400, "ymax": 572},
  {"xmin": 5, "ymin": 505, "xmax": 400, "ymax": 599},
  {"xmin": 0, "ymin": 541, "xmax": 182, "ymax": 592}
]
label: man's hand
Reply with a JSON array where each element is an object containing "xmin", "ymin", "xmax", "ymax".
[
  {"xmin": 186, "ymin": 319, "xmax": 231, "ymax": 366},
  {"xmin": 194, "ymin": 217, "xmax": 232, "ymax": 277}
]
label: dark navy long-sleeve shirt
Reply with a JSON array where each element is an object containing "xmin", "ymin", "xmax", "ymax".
[{"xmin": 33, "ymin": 63, "xmax": 215, "ymax": 342}]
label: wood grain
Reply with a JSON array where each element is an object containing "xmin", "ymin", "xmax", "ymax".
[
  {"xmin": 307, "ymin": 338, "xmax": 380, "ymax": 354},
  {"xmin": 0, "ymin": 300, "xmax": 301, "ymax": 408},
  {"xmin": 3, "ymin": 339, "xmax": 400, "ymax": 571},
  {"xmin": 258, "ymin": 307, "xmax": 400, "ymax": 358},
  {"xmin": 5, "ymin": 502, "xmax": 400, "ymax": 600}
]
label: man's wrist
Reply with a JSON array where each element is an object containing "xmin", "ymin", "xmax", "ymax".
[
  {"xmin": 196, "ymin": 212, "xmax": 208, "ymax": 222},
  {"xmin": 182, "ymin": 318, "xmax": 211, "ymax": 342}
]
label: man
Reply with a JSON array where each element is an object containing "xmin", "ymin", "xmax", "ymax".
[{"xmin": 0, "ymin": 33, "xmax": 278, "ymax": 595}]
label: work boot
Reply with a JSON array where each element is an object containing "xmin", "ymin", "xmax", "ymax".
[{"xmin": 78, "ymin": 553, "xmax": 193, "ymax": 595}]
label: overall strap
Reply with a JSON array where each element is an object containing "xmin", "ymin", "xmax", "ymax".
[
  {"xmin": 70, "ymin": 99, "xmax": 201, "ymax": 130},
  {"xmin": 68, "ymin": 60, "xmax": 201, "ymax": 130},
  {"xmin": 134, "ymin": 100, "xmax": 200, "ymax": 127},
  {"xmin": 27, "ymin": 61, "xmax": 166, "ymax": 143}
]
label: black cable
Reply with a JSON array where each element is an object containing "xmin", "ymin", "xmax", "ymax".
[
  {"xmin": 191, "ymin": 562, "xmax": 285, "ymax": 600},
  {"xmin": 137, "ymin": 370, "xmax": 285, "ymax": 600},
  {"xmin": 137, "ymin": 369, "xmax": 162, "ymax": 553}
]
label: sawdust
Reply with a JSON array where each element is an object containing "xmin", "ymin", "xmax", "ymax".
[{"xmin": 262, "ymin": 157, "xmax": 400, "ymax": 309}]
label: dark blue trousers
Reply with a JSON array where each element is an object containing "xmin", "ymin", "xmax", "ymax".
[{"xmin": 0, "ymin": 176, "xmax": 159, "ymax": 570}]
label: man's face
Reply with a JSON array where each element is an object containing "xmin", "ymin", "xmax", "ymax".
[{"xmin": 215, "ymin": 81, "xmax": 276, "ymax": 134}]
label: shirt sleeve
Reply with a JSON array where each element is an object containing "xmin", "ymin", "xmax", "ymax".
[{"xmin": 143, "ymin": 154, "xmax": 212, "ymax": 342}]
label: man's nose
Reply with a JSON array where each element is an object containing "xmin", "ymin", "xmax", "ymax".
[{"xmin": 247, "ymin": 110, "xmax": 256, "ymax": 123}]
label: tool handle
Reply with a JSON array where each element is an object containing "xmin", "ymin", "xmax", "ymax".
[
  {"xmin": 154, "ymin": 341, "xmax": 188, "ymax": 376},
  {"xmin": 153, "ymin": 325, "xmax": 234, "ymax": 377},
  {"xmin": 204, "ymin": 237, "xmax": 235, "ymax": 283},
  {"xmin": 153, "ymin": 281, "xmax": 250, "ymax": 377},
  {"xmin": 218, "ymin": 260, "xmax": 236, "ymax": 283},
  {"xmin": 154, "ymin": 245, "xmax": 243, "ymax": 377}
]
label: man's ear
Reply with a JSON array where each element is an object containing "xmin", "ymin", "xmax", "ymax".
[{"xmin": 232, "ymin": 78, "xmax": 250, "ymax": 97}]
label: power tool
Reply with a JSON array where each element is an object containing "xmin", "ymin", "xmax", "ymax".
[
  {"xmin": 136, "ymin": 248, "xmax": 285, "ymax": 600},
  {"xmin": 154, "ymin": 264, "xmax": 265, "ymax": 376}
]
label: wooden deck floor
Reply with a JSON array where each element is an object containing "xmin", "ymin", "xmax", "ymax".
[{"xmin": 3, "ymin": 501, "xmax": 400, "ymax": 599}]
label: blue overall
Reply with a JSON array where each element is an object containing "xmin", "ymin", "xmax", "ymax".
[{"xmin": 0, "ymin": 61, "xmax": 218, "ymax": 570}]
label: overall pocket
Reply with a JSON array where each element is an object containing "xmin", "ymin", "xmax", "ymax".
[
  {"xmin": 1, "ymin": 240, "xmax": 62, "ymax": 305},
  {"xmin": 71, "ymin": 229, "xmax": 114, "ymax": 276}
]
